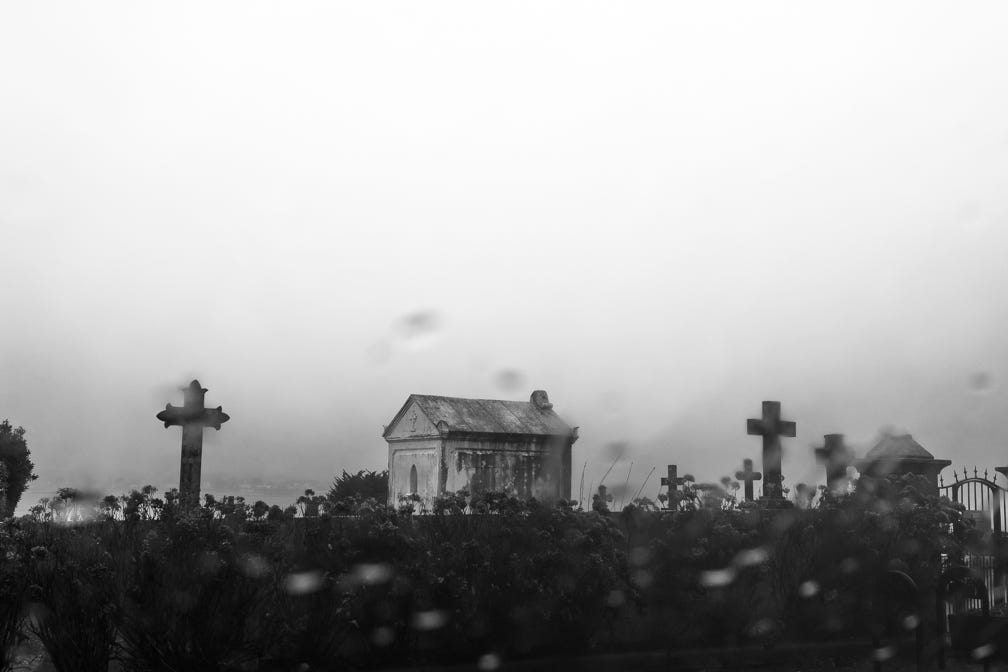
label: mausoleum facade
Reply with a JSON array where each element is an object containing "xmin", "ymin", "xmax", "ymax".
[{"xmin": 382, "ymin": 390, "xmax": 578, "ymax": 507}]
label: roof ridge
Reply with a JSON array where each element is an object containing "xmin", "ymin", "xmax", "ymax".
[
  {"xmin": 398, "ymin": 394, "xmax": 572, "ymax": 437},
  {"xmin": 412, "ymin": 393, "xmax": 532, "ymax": 404}
]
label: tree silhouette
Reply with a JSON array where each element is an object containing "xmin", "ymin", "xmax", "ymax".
[
  {"xmin": 327, "ymin": 469, "xmax": 387, "ymax": 504},
  {"xmin": 0, "ymin": 420, "xmax": 36, "ymax": 517}
]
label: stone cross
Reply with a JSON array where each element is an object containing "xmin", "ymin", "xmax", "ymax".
[
  {"xmin": 746, "ymin": 401, "xmax": 796, "ymax": 503},
  {"xmin": 597, "ymin": 484, "xmax": 608, "ymax": 502},
  {"xmin": 156, "ymin": 379, "xmax": 230, "ymax": 508},
  {"xmin": 814, "ymin": 433, "xmax": 853, "ymax": 493},
  {"xmin": 734, "ymin": 458, "xmax": 762, "ymax": 502},
  {"xmin": 661, "ymin": 464, "xmax": 686, "ymax": 508}
]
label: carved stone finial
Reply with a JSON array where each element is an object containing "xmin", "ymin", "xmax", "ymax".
[{"xmin": 530, "ymin": 390, "xmax": 553, "ymax": 411}]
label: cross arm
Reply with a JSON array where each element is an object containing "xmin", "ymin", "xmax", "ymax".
[
  {"xmin": 156, "ymin": 404, "xmax": 187, "ymax": 428},
  {"xmin": 203, "ymin": 406, "xmax": 230, "ymax": 431},
  {"xmin": 778, "ymin": 421, "xmax": 796, "ymax": 437},
  {"xmin": 746, "ymin": 419, "xmax": 764, "ymax": 436},
  {"xmin": 155, "ymin": 404, "xmax": 230, "ymax": 430}
]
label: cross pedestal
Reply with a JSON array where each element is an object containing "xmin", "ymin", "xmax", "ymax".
[
  {"xmin": 156, "ymin": 379, "xmax": 229, "ymax": 509},
  {"xmin": 746, "ymin": 401, "xmax": 796, "ymax": 506},
  {"xmin": 735, "ymin": 458, "xmax": 762, "ymax": 502}
]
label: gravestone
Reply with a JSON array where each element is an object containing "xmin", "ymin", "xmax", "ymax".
[
  {"xmin": 735, "ymin": 458, "xmax": 762, "ymax": 502},
  {"xmin": 815, "ymin": 433, "xmax": 854, "ymax": 494},
  {"xmin": 156, "ymin": 379, "xmax": 230, "ymax": 508},
  {"xmin": 746, "ymin": 401, "xmax": 796, "ymax": 505},
  {"xmin": 661, "ymin": 464, "xmax": 686, "ymax": 509}
]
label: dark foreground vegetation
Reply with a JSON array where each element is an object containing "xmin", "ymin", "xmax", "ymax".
[{"xmin": 0, "ymin": 474, "xmax": 988, "ymax": 671}]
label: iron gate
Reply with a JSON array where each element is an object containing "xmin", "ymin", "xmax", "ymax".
[{"xmin": 939, "ymin": 467, "xmax": 1008, "ymax": 613}]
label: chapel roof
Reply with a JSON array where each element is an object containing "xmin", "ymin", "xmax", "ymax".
[
  {"xmin": 862, "ymin": 432, "xmax": 936, "ymax": 461},
  {"xmin": 385, "ymin": 391, "xmax": 574, "ymax": 438}
]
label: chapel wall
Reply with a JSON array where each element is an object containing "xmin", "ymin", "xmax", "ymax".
[
  {"xmin": 446, "ymin": 437, "xmax": 568, "ymax": 502},
  {"xmin": 388, "ymin": 439, "xmax": 440, "ymax": 506}
]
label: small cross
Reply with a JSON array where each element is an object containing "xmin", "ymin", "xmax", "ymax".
[
  {"xmin": 661, "ymin": 464, "xmax": 687, "ymax": 509},
  {"xmin": 814, "ymin": 433, "xmax": 853, "ymax": 494},
  {"xmin": 594, "ymin": 484, "xmax": 612, "ymax": 508},
  {"xmin": 734, "ymin": 458, "xmax": 762, "ymax": 502},
  {"xmin": 156, "ymin": 379, "xmax": 230, "ymax": 509},
  {"xmin": 746, "ymin": 401, "xmax": 796, "ymax": 503}
]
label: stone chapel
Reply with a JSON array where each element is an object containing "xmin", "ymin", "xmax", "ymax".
[{"xmin": 382, "ymin": 390, "xmax": 578, "ymax": 507}]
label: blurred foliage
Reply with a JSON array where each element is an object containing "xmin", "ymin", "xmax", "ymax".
[
  {"xmin": 0, "ymin": 421, "xmax": 36, "ymax": 518},
  {"xmin": 0, "ymin": 522, "xmax": 30, "ymax": 672},
  {"xmin": 25, "ymin": 525, "xmax": 117, "ymax": 672},
  {"xmin": 0, "ymin": 473, "xmax": 983, "ymax": 670}
]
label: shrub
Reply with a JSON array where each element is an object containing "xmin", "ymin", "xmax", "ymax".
[
  {"xmin": 0, "ymin": 421, "xmax": 36, "ymax": 518},
  {"xmin": 6, "ymin": 473, "xmax": 977, "ymax": 668},
  {"xmin": 328, "ymin": 470, "xmax": 388, "ymax": 505},
  {"xmin": 25, "ymin": 525, "xmax": 118, "ymax": 672},
  {"xmin": 0, "ymin": 521, "xmax": 30, "ymax": 672},
  {"xmin": 113, "ymin": 510, "xmax": 275, "ymax": 671}
]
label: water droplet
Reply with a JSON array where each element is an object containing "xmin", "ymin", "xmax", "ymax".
[
  {"xmin": 799, "ymin": 580, "xmax": 820, "ymax": 598},
  {"xmin": 604, "ymin": 442, "xmax": 629, "ymax": 461},
  {"xmin": 411, "ymin": 610, "xmax": 448, "ymax": 631},
  {"xmin": 372, "ymin": 626, "xmax": 395, "ymax": 646},
  {"xmin": 873, "ymin": 645, "xmax": 897, "ymax": 661},
  {"xmin": 970, "ymin": 371, "xmax": 993, "ymax": 393},
  {"xmin": 629, "ymin": 547, "xmax": 651, "ymax": 567},
  {"xmin": 840, "ymin": 557, "xmax": 859, "ymax": 574},
  {"xmin": 605, "ymin": 589, "xmax": 625, "ymax": 608},
  {"xmin": 341, "ymin": 562, "xmax": 393, "ymax": 589},
  {"xmin": 632, "ymin": 569, "xmax": 653, "ymax": 588},
  {"xmin": 284, "ymin": 571, "xmax": 324, "ymax": 595},
  {"xmin": 494, "ymin": 368, "xmax": 525, "ymax": 392},
  {"xmin": 972, "ymin": 643, "xmax": 996, "ymax": 660},
  {"xmin": 749, "ymin": 618, "xmax": 777, "ymax": 636},
  {"xmin": 477, "ymin": 653, "xmax": 502, "ymax": 671},
  {"xmin": 395, "ymin": 310, "xmax": 442, "ymax": 348},
  {"xmin": 239, "ymin": 553, "xmax": 270, "ymax": 578},
  {"xmin": 903, "ymin": 614, "xmax": 920, "ymax": 630},
  {"xmin": 700, "ymin": 568, "xmax": 736, "ymax": 588},
  {"xmin": 733, "ymin": 547, "xmax": 769, "ymax": 567}
]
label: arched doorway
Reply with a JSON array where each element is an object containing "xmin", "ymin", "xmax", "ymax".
[{"xmin": 409, "ymin": 464, "xmax": 418, "ymax": 494}]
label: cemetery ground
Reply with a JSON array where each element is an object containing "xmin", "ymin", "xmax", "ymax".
[
  {"xmin": 10, "ymin": 636, "xmax": 1008, "ymax": 672},
  {"xmin": 1, "ymin": 474, "xmax": 1004, "ymax": 672}
]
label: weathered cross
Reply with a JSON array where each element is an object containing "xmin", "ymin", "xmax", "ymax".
[
  {"xmin": 814, "ymin": 433, "xmax": 853, "ymax": 494},
  {"xmin": 661, "ymin": 464, "xmax": 686, "ymax": 508},
  {"xmin": 156, "ymin": 379, "xmax": 230, "ymax": 508},
  {"xmin": 746, "ymin": 401, "xmax": 796, "ymax": 503},
  {"xmin": 734, "ymin": 458, "xmax": 762, "ymax": 502}
]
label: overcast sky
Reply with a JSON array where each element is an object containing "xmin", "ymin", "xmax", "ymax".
[{"xmin": 2, "ymin": 2, "xmax": 1008, "ymax": 502}]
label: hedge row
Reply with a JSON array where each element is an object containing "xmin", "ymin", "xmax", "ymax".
[{"xmin": 0, "ymin": 475, "xmax": 979, "ymax": 671}]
